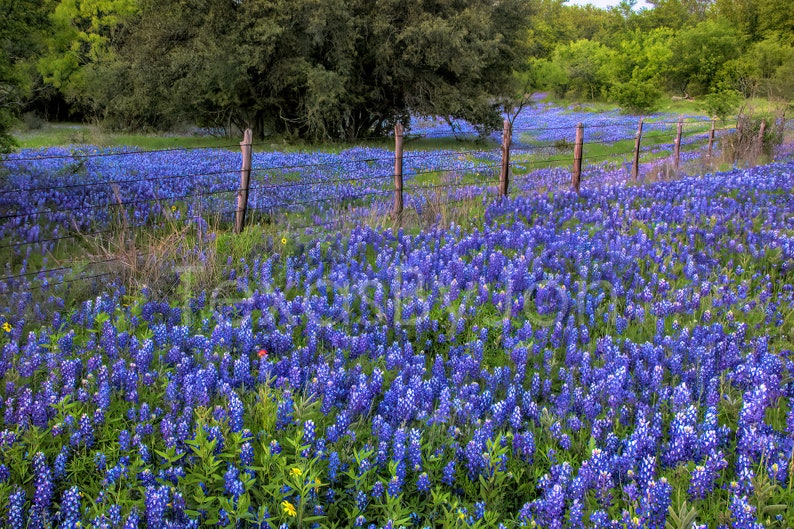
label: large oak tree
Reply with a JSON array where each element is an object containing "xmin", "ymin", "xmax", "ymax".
[{"xmin": 95, "ymin": 0, "xmax": 532, "ymax": 141}]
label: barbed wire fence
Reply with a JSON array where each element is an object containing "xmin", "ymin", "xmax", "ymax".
[{"xmin": 0, "ymin": 115, "xmax": 762, "ymax": 300}]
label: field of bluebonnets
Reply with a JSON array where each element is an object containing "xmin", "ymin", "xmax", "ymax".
[{"xmin": 0, "ymin": 103, "xmax": 793, "ymax": 529}]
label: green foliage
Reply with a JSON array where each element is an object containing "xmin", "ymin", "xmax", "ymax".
[
  {"xmin": 611, "ymin": 78, "xmax": 662, "ymax": 113},
  {"xmin": 667, "ymin": 20, "xmax": 743, "ymax": 96},
  {"xmin": 608, "ymin": 28, "xmax": 675, "ymax": 85},
  {"xmin": 771, "ymin": 56, "xmax": 794, "ymax": 101},
  {"xmin": 528, "ymin": 58, "xmax": 568, "ymax": 99},
  {"xmin": 717, "ymin": 38, "xmax": 794, "ymax": 97},
  {"xmin": 37, "ymin": 0, "xmax": 138, "ymax": 105},
  {"xmin": 0, "ymin": 0, "xmax": 55, "ymax": 152},
  {"xmin": 666, "ymin": 500, "xmax": 698, "ymax": 529},
  {"xmin": 91, "ymin": 0, "xmax": 531, "ymax": 141},
  {"xmin": 0, "ymin": 110, "xmax": 17, "ymax": 154},
  {"xmin": 549, "ymin": 40, "xmax": 616, "ymax": 101},
  {"xmin": 3, "ymin": 0, "xmax": 794, "ymax": 143},
  {"xmin": 702, "ymin": 90, "xmax": 742, "ymax": 120}
]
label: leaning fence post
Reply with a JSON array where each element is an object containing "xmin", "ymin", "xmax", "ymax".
[
  {"xmin": 757, "ymin": 119, "xmax": 766, "ymax": 156},
  {"xmin": 499, "ymin": 119, "xmax": 511, "ymax": 197},
  {"xmin": 393, "ymin": 123, "xmax": 404, "ymax": 221},
  {"xmin": 673, "ymin": 117, "xmax": 683, "ymax": 170},
  {"xmin": 572, "ymin": 122, "xmax": 584, "ymax": 194},
  {"xmin": 707, "ymin": 119, "xmax": 716, "ymax": 160},
  {"xmin": 632, "ymin": 118, "xmax": 643, "ymax": 181},
  {"xmin": 235, "ymin": 128, "xmax": 253, "ymax": 234}
]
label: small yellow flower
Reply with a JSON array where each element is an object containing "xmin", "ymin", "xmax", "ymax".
[
  {"xmin": 313, "ymin": 477, "xmax": 322, "ymax": 492},
  {"xmin": 290, "ymin": 467, "xmax": 302, "ymax": 477},
  {"xmin": 171, "ymin": 205, "xmax": 177, "ymax": 212},
  {"xmin": 1, "ymin": 322, "xmax": 10, "ymax": 333},
  {"xmin": 282, "ymin": 500, "xmax": 297, "ymax": 517},
  {"xmin": 281, "ymin": 237, "xmax": 287, "ymax": 245}
]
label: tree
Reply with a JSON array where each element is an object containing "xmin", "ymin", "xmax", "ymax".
[
  {"xmin": 758, "ymin": 0, "xmax": 794, "ymax": 42},
  {"xmin": 0, "ymin": 0, "xmax": 55, "ymax": 152},
  {"xmin": 714, "ymin": 0, "xmax": 761, "ymax": 42},
  {"xmin": 94, "ymin": 0, "xmax": 531, "ymax": 141},
  {"xmin": 37, "ymin": 0, "xmax": 138, "ymax": 114},
  {"xmin": 717, "ymin": 37, "xmax": 793, "ymax": 97},
  {"xmin": 607, "ymin": 28, "xmax": 675, "ymax": 84},
  {"xmin": 771, "ymin": 55, "xmax": 794, "ymax": 100},
  {"xmin": 666, "ymin": 20, "xmax": 743, "ymax": 96},
  {"xmin": 550, "ymin": 40, "xmax": 616, "ymax": 101}
]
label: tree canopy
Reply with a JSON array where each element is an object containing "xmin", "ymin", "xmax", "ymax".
[
  {"xmin": 59, "ymin": 0, "xmax": 532, "ymax": 140},
  {"xmin": 527, "ymin": 0, "xmax": 793, "ymax": 113},
  {"xmin": 2, "ymin": 0, "xmax": 794, "ymax": 146},
  {"xmin": 0, "ymin": 0, "xmax": 56, "ymax": 151}
]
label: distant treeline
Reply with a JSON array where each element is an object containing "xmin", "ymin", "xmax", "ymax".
[
  {"xmin": 1, "ymin": 0, "xmax": 792, "ymax": 147},
  {"xmin": 525, "ymin": 0, "xmax": 794, "ymax": 114}
]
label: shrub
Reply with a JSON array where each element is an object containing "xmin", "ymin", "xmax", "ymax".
[
  {"xmin": 701, "ymin": 90, "xmax": 742, "ymax": 121},
  {"xmin": 610, "ymin": 79, "xmax": 662, "ymax": 114}
]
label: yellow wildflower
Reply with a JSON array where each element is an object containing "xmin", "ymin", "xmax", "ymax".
[
  {"xmin": 1, "ymin": 322, "xmax": 10, "ymax": 333},
  {"xmin": 282, "ymin": 500, "xmax": 297, "ymax": 517},
  {"xmin": 281, "ymin": 237, "xmax": 287, "ymax": 245},
  {"xmin": 290, "ymin": 467, "xmax": 302, "ymax": 477},
  {"xmin": 171, "ymin": 205, "xmax": 177, "ymax": 212}
]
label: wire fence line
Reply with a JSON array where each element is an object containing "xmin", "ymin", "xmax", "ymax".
[{"xmin": 0, "ymin": 116, "xmax": 755, "ymax": 292}]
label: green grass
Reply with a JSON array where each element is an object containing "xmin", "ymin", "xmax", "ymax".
[
  {"xmin": 550, "ymin": 97, "xmax": 708, "ymax": 116},
  {"xmin": 12, "ymin": 123, "xmax": 239, "ymax": 150},
  {"xmin": 12, "ymin": 121, "xmax": 497, "ymax": 153},
  {"xmin": 547, "ymin": 95, "xmax": 787, "ymax": 118}
]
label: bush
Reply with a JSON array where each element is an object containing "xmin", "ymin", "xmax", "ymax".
[
  {"xmin": 0, "ymin": 108, "xmax": 17, "ymax": 154},
  {"xmin": 701, "ymin": 90, "xmax": 742, "ymax": 120},
  {"xmin": 610, "ymin": 79, "xmax": 661, "ymax": 114}
]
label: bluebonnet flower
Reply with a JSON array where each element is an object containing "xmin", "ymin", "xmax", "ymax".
[
  {"xmin": 228, "ymin": 392, "xmax": 244, "ymax": 432},
  {"xmin": 416, "ymin": 472, "xmax": 431, "ymax": 494},
  {"xmin": 729, "ymin": 494, "xmax": 764, "ymax": 529},
  {"xmin": 7, "ymin": 487, "xmax": 26, "ymax": 527},
  {"xmin": 240, "ymin": 441, "xmax": 254, "ymax": 467},
  {"xmin": 145, "ymin": 485, "xmax": 169, "ymax": 527},
  {"xmin": 58, "ymin": 487, "xmax": 82, "ymax": 529},
  {"xmin": 371, "ymin": 481, "xmax": 385, "ymax": 500},
  {"xmin": 442, "ymin": 460, "xmax": 456, "ymax": 485},
  {"xmin": 107, "ymin": 504, "xmax": 122, "ymax": 526},
  {"xmin": 224, "ymin": 464, "xmax": 245, "ymax": 500},
  {"xmin": 32, "ymin": 452, "xmax": 54, "ymax": 512}
]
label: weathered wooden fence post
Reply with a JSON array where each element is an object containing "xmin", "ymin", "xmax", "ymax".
[
  {"xmin": 707, "ymin": 119, "xmax": 716, "ymax": 160},
  {"xmin": 393, "ymin": 123, "xmax": 404, "ymax": 220},
  {"xmin": 756, "ymin": 119, "xmax": 766, "ymax": 156},
  {"xmin": 499, "ymin": 119, "xmax": 511, "ymax": 197},
  {"xmin": 235, "ymin": 128, "xmax": 253, "ymax": 234},
  {"xmin": 572, "ymin": 123, "xmax": 584, "ymax": 194},
  {"xmin": 632, "ymin": 118, "xmax": 643, "ymax": 181},
  {"xmin": 673, "ymin": 117, "xmax": 683, "ymax": 170}
]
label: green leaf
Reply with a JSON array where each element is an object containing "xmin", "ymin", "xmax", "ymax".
[{"xmin": 762, "ymin": 504, "xmax": 787, "ymax": 515}]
